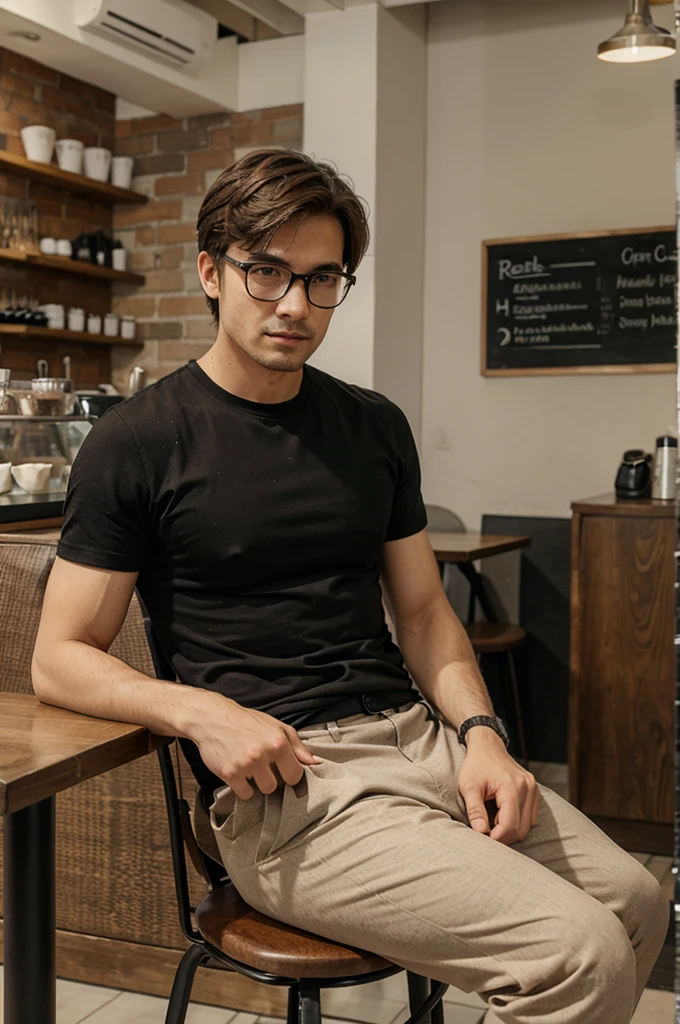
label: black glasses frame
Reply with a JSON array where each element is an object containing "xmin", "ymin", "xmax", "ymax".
[{"xmin": 220, "ymin": 253, "xmax": 356, "ymax": 309}]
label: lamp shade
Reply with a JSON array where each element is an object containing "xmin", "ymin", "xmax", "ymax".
[{"xmin": 598, "ymin": 0, "xmax": 676, "ymax": 62}]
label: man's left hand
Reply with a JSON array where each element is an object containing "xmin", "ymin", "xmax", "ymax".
[{"xmin": 457, "ymin": 728, "xmax": 539, "ymax": 844}]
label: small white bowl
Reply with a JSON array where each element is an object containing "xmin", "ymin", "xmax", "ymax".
[
  {"xmin": 11, "ymin": 463, "xmax": 52, "ymax": 493},
  {"xmin": 0, "ymin": 463, "xmax": 12, "ymax": 494}
]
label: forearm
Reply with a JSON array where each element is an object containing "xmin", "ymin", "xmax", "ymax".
[
  {"xmin": 32, "ymin": 639, "xmax": 224, "ymax": 741},
  {"xmin": 397, "ymin": 599, "xmax": 495, "ymax": 731}
]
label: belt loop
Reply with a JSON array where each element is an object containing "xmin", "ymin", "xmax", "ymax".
[{"xmin": 327, "ymin": 721, "xmax": 342, "ymax": 742}]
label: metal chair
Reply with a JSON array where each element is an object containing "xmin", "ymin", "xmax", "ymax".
[{"xmin": 140, "ymin": 613, "xmax": 449, "ymax": 1024}]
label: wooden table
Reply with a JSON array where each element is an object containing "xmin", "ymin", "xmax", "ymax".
[
  {"xmin": 427, "ymin": 532, "xmax": 531, "ymax": 621},
  {"xmin": 428, "ymin": 532, "xmax": 531, "ymax": 562},
  {"xmin": 0, "ymin": 693, "xmax": 170, "ymax": 1024}
]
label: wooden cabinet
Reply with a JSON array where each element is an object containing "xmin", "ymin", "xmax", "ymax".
[{"xmin": 569, "ymin": 494, "xmax": 674, "ymax": 854}]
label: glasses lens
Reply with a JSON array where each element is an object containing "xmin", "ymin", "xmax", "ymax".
[
  {"xmin": 308, "ymin": 273, "xmax": 350, "ymax": 309},
  {"xmin": 247, "ymin": 264, "xmax": 292, "ymax": 301}
]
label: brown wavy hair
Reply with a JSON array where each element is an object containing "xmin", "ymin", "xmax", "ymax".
[{"xmin": 196, "ymin": 148, "xmax": 370, "ymax": 324}]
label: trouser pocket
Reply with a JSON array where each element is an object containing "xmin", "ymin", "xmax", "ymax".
[{"xmin": 210, "ymin": 764, "xmax": 331, "ymax": 866}]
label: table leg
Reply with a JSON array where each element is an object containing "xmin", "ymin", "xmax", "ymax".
[
  {"xmin": 4, "ymin": 796, "xmax": 56, "ymax": 1024},
  {"xmin": 455, "ymin": 562, "xmax": 498, "ymax": 622}
]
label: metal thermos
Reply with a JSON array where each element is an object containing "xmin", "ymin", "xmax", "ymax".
[{"xmin": 651, "ymin": 435, "xmax": 677, "ymax": 500}]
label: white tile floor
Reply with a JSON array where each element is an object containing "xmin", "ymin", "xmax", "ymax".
[
  {"xmin": 0, "ymin": 966, "xmax": 673, "ymax": 1024},
  {"xmin": 0, "ymin": 764, "xmax": 674, "ymax": 1024}
]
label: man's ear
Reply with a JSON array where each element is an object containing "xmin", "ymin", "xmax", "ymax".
[{"xmin": 197, "ymin": 251, "xmax": 220, "ymax": 299}]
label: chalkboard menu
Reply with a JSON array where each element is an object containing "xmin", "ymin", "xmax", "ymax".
[{"xmin": 482, "ymin": 228, "xmax": 677, "ymax": 376}]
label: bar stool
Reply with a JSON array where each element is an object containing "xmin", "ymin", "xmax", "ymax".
[{"xmin": 426, "ymin": 504, "xmax": 529, "ymax": 767}]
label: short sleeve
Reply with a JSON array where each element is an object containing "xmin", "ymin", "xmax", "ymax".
[
  {"xmin": 385, "ymin": 404, "xmax": 428, "ymax": 542},
  {"xmin": 57, "ymin": 408, "xmax": 153, "ymax": 572}
]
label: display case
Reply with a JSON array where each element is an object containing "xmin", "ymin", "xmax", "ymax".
[{"xmin": 0, "ymin": 414, "xmax": 93, "ymax": 525}]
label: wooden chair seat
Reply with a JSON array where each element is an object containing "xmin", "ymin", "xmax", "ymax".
[
  {"xmin": 464, "ymin": 622, "xmax": 527, "ymax": 655},
  {"xmin": 196, "ymin": 884, "xmax": 394, "ymax": 980}
]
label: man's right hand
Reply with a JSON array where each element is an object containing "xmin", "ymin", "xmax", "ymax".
[{"xmin": 194, "ymin": 698, "xmax": 322, "ymax": 799}]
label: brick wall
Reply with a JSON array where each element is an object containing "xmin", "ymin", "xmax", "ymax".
[
  {"xmin": 0, "ymin": 47, "xmax": 117, "ymax": 385},
  {"xmin": 111, "ymin": 106, "xmax": 303, "ymax": 391},
  {"xmin": 0, "ymin": 47, "xmax": 115, "ymax": 157}
]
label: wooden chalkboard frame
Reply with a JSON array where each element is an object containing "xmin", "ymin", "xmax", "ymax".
[{"xmin": 481, "ymin": 226, "xmax": 677, "ymax": 378}]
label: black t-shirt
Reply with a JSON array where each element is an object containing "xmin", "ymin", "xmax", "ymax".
[{"xmin": 58, "ymin": 360, "xmax": 427, "ymax": 786}]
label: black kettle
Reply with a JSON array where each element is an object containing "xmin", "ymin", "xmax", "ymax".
[{"xmin": 614, "ymin": 449, "xmax": 652, "ymax": 500}]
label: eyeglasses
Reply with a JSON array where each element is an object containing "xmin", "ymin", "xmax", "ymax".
[{"xmin": 220, "ymin": 253, "xmax": 356, "ymax": 309}]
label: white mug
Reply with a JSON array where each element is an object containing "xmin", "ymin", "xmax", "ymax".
[
  {"xmin": 120, "ymin": 316, "xmax": 136, "ymax": 340},
  {"xmin": 39, "ymin": 237, "xmax": 57, "ymax": 255},
  {"xmin": 103, "ymin": 313, "xmax": 119, "ymax": 337},
  {"xmin": 56, "ymin": 239, "xmax": 72, "ymax": 257},
  {"xmin": 20, "ymin": 125, "xmax": 56, "ymax": 164},
  {"xmin": 67, "ymin": 308, "xmax": 85, "ymax": 332},
  {"xmin": 83, "ymin": 147, "xmax": 112, "ymax": 182},
  {"xmin": 112, "ymin": 248, "xmax": 127, "ymax": 272},
  {"xmin": 0, "ymin": 463, "xmax": 12, "ymax": 495},
  {"xmin": 111, "ymin": 156, "xmax": 134, "ymax": 189},
  {"xmin": 54, "ymin": 138, "xmax": 84, "ymax": 175}
]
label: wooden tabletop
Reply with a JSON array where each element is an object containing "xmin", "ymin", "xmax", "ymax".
[
  {"xmin": 428, "ymin": 531, "xmax": 531, "ymax": 562},
  {"xmin": 571, "ymin": 492, "xmax": 675, "ymax": 519},
  {"xmin": 0, "ymin": 693, "xmax": 171, "ymax": 815}
]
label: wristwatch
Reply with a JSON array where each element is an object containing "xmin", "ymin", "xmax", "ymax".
[{"xmin": 458, "ymin": 715, "xmax": 510, "ymax": 750}]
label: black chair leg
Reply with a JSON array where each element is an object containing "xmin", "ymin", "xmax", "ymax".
[
  {"xmin": 287, "ymin": 983, "xmax": 301, "ymax": 1024},
  {"xmin": 506, "ymin": 650, "xmax": 528, "ymax": 768},
  {"xmin": 165, "ymin": 943, "xmax": 209, "ymax": 1024},
  {"xmin": 298, "ymin": 979, "xmax": 321, "ymax": 1024},
  {"xmin": 407, "ymin": 972, "xmax": 432, "ymax": 1024},
  {"xmin": 430, "ymin": 979, "xmax": 444, "ymax": 1024}
]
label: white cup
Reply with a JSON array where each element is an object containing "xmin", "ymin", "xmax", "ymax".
[
  {"xmin": 38, "ymin": 303, "xmax": 65, "ymax": 329},
  {"xmin": 110, "ymin": 156, "xmax": 134, "ymax": 189},
  {"xmin": 83, "ymin": 147, "xmax": 112, "ymax": 182},
  {"xmin": 103, "ymin": 313, "xmax": 119, "ymax": 337},
  {"xmin": 20, "ymin": 125, "xmax": 56, "ymax": 164},
  {"xmin": 0, "ymin": 463, "xmax": 12, "ymax": 494},
  {"xmin": 54, "ymin": 138, "xmax": 84, "ymax": 175},
  {"xmin": 112, "ymin": 248, "xmax": 127, "ymax": 272},
  {"xmin": 67, "ymin": 307, "xmax": 85, "ymax": 332},
  {"xmin": 11, "ymin": 463, "xmax": 52, "ymax": 493},
  {"xmin": 120, "ymin": 315, "xmax": 136, "ymax": 340},
  {"xmin": 56, "ymin": 239, "xmax": 72, "ymax": 258},
  {"xmin": 39, "ymin": 237, "xmax": 57, "ymax": 255}
]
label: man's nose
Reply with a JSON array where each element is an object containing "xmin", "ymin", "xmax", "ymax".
[{"xmin": 276, "ymin": 278, "xmax": 310, "ymax": 319}]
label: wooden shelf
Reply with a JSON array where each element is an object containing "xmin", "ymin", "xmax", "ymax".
[
  {"xmin": 0, "ymin": 150, "xmax": 147, "ymax": 206},
  {"xmin": 0, "ymin": 324, "xmax": 140, "ymax": 346},
  {"xmin": 0, "ymin": 248, "xmax": 145, "ymax": 284}
]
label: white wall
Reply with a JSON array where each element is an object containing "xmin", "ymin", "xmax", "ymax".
[{"xmin": 423, "ymin": 0, "xmax": 678, "ymax": 525}]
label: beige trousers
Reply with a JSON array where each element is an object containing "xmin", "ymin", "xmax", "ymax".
[{"xmin": 210, "ymin": 700, "xmax": 669, "ymax": 1024}]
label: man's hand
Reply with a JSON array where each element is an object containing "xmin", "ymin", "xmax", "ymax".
[
  {"xmin": 457, "ymin": 727, "xmax": 539, "ymax": 844},
  {"xmin": 193, "ymin": 698, "xmax": 323, "ymax": 800}
]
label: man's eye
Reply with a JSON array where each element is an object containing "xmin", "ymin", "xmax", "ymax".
[
  {"xmin": 253, "ymin": 265, "xmax": 282, "ymax": 279},
  {"xmin": 312, "ymin": 274, "xmax": 330, "ymax": 284}
]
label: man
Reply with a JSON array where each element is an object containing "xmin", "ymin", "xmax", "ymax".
[{"xmin": 33, "ymin": 149, "xmax": 667, "ymax": 1024}]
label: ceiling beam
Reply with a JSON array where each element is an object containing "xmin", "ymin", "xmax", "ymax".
[
  {"xmin": 189, "ymin": 0, "xmax": 303, "ymax": 36},
  {"xmin": 187, "ymin": 0, "xmax": 279, "ymax": 40}
]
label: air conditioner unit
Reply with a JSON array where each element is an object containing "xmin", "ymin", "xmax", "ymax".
[{"xmin": 75, "ymin": 0, "xmax": 217, "ymax": 72}]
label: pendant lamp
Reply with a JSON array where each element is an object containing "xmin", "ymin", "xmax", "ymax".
[{"xmin": 597, "ymin": 0, "xmax": 676, "ymax": 62}]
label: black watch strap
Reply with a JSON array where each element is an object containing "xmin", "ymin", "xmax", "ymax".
[{"xmin": 458, "ymin": 715, "xmax": 509, "ymax": 749}]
